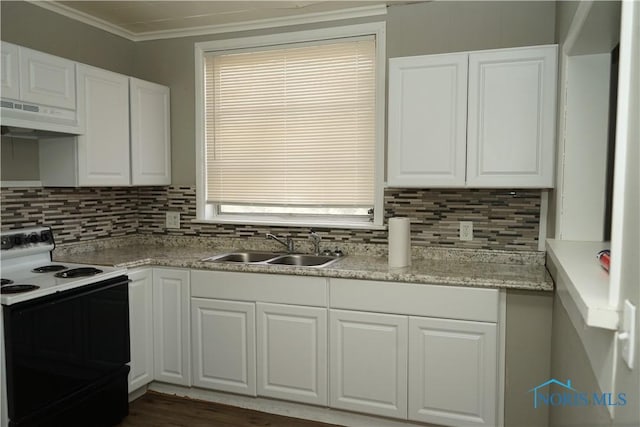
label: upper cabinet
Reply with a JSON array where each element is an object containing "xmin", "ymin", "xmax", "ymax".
[
  {"xmin": 38, "ymin": 66, "xmax": 172, "ymax": 187},
  {"xmin": 130, "ymin": 78, "xmax": 171, "ymax": 186},
  {"xmin": 19, "ymin": 47, "xmax": 76, "ymax": 110},
  {"xmin": 388, "ymin": 44, "xmax": 557, "ymax": 188},
  {"xmin": 1, "ymin": 42, "xmax": 20, "ymax": 100}
]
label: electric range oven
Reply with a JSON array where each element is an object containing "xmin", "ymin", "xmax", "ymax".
[{"xmin": 1, "ymin": 227, "xmax": 130, "ymax": 427}]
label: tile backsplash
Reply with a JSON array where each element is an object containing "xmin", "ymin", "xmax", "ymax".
[{"xmin": 1, "ymin": 186, "xmax": 541, "ymax": 250}]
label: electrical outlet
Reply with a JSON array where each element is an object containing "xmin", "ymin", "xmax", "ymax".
[
  {"xmin": 166, "ymin": 212, "xmax": 180, "ymax": 229},
  {"xmin": 459, "ymin": 221, "xmax": 473, "ymax": 241}
]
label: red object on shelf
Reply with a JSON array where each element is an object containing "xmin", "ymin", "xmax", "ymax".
[{"xmin": 597, "ymin": 249, "xmax": 610, "ymax": 272}]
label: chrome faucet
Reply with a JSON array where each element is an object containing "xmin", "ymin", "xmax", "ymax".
[
  {"xmin": 266, "ymin": 233, "xmax": 294, "ymax": 253},
  {"xmin": 309, "ymin": 230, "xmax": 321, "ymax": 255}
]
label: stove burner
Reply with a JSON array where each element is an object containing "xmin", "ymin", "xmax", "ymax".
[
  {"xmin": 32, "ymin": 265, "xmax": 68, "ymax": 273},
  {"xmin": 54, "ymin": 267, "xmax": 103, "ymax": 279},
  {"xmin": 1, "ymin": 284, "xmax": 40, "ymax": 294},
  {"xmin": 1, "ymin": 278, "xmax": 14, "ymax": 286}
]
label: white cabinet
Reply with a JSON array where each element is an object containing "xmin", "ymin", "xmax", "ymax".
[
  {"xmin": 1, "ymin": 42, "xmax": 20, "ymax": 100},
  {"xmin": 191, "ymin": 298, "xmax": 257, "ymax": 396},
  {"xmin": 467, "ymin": 46, "xmax": 557, "ymax": 187},
  {"xmin": 76, "ymin": 64, "xmax": 131, "ymax": 186},
  {"xmin": 153, "ymin": 268, "xmax": 190, "ymax": 386},
  {"xmin": 388, "ymin": 53, "xmax": 468, "ymax": 187},
  {"xmin": 387, "ymin": 44, "xmax": 557, "ymax": 188},
  {"xmin": 130, "ymin": 78, "xmax": 171, "ymax": 186},
  {"xmin": 127, "ymin": 268, "xmax": 154, "ymax": 393},
  {"xmin": 257, "ymin": 303, "xmax": 327, "ymax": 406},
  {"xmin": 19, "ymin": 47, "xmax": 76, "ymax": 110},
  {"xmin": 38, "ymin": 69, "xmax": 171, "ymax": 187},
  {"xmin": 408, "ymin": 317, "xmax": 498, "ymax": 427},
  {"xmin": 329, "ymin": 309, "xmax": 408, "ymax": 419}
]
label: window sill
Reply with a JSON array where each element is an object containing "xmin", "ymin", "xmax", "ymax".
[
  {"xmin": 192, "ymin": 217, "xmax": 387, "ymax": 231},
  {"xmin": 546, "ymin": 239, "xmax": 619, "ymax": 330}
]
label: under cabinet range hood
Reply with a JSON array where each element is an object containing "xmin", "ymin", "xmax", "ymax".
[
  {"xmin": 1, "ymin": 41, "xmax": 83, "ymax": 135},
  {"xmin": 0, "ymin": 98, "xmax": 83, "ymax": 135},
  {"xmin": 0, "ymin": 124, "xmax": 77, "ymax": 139}
]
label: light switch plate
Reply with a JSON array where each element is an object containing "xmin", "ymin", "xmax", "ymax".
[
  {"xmin": 621, "ymin": 299, "xmax": 636, "ymax": 370},
  {"xmin": 166, "ymin": 212, "xmax": 180, "ymax": 229}
]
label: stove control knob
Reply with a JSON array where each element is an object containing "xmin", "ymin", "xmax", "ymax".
[
  {"xmin": 28, "ymin": 233, "xmax": 39, "ymax": 243},
  {"xmin": 12, "ymin": 234, "xmax": 25, "ymax": 246},
  {"xmin": 40, "ymin": 230, "xmax": 53, "ymax": 243},
  {"xmin": 1, "ymin": 236, "xmax": 13, "ymax": 250}
]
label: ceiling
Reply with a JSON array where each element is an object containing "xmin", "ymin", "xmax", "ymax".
[{"xmin": 31, "ymin": 1, "xmax": 404, "ymax": 41}]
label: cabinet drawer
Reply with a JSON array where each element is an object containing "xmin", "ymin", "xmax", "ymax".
[
  {"xmin": 191, "ymin": 270, "xmax": 327, "ymax": 307},
  {"xmin": 330, "ymin": 279, "xmax": 498, "ymax": 322}
]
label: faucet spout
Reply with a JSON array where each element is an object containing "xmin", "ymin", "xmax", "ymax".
[{"xmin": 266, "ymin": 233, "xmax": 294, "ymax": 253}]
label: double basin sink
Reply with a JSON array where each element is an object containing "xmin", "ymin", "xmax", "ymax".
[{"xmin": 202, "ymin": 251, "xmax": 342, "ymax": 268}]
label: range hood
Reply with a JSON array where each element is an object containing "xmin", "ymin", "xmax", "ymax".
[
  {"xmin": 0, "ymin": 125, "xmax": 77, "ymax": 140},
  {"xmin": 0, "ymin": 98, "xmax": 83, "ymax": 136}
]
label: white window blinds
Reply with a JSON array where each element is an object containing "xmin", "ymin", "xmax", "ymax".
[{"xmin": 204, "ymin": 38, "xmax": 375, "ymax": 208}]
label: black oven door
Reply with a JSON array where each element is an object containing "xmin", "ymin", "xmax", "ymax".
[{"xmin": 3, "ymin": 275, "xmax": 130, "ymax": 427}]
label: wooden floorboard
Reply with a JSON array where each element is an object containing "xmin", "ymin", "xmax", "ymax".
[{"xmin": 117, "ymin": 391, "xmax": 344, "ymax": 427}]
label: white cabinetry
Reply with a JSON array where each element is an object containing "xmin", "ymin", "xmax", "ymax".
[
  {"xmin": 192, "ymin": 298, "xmax": 257, "ymax": 396},
  {"xmin": 329, "ymin": 309, "xmax": 407, "ymax": 418},
  {"xmin": 1, "ymin": 42, "xmax": 20, "ymax": 100},
  {"xmin": 329, "ymin": 279, "xmax": 500, "ymax": 425},
  {"xmin": 408, "ymin": 317, "xmax": 497, "ymax": 427},
  {"xmin": 466, "ymin": 46, "xmax": 557, "ymax": 187},
  {"xmin": 76, "ymin": 64, "xmax": 130, "ymax": 186},
  {"xmin": 130, "ymin": 78, "xmax": 171, "ymax": 186},
  {"xmin": 127, "ymin": 268, "xmax": 154, "ymax": 393},
  {"xmin": 1, "ymin": 42, "xmax": 81, "ymax": 133},
  {"xmin": 257, "ymin": 303, "xmax": 327, "ymax": 406},
  {"xmin": 388, "ymin": 53, "xmax": 468, "ymax": 187},
  {"xmin": 387, "ymin": 44, "xmax": 557, "ymax": 188},
  {"xmin": 19, "ymin": 47, "xmax": 76, "ymax": 110},
  {"xmin": 39, "ymin": 67, "xmax": 171, "ymax": 187},
  {"xmin": 190, "ymin": 271, "xmax": 328, "ymax": 404},
  {"xmin": 153, "ymin": 268, "xmax": 190, "ymax": 386}
]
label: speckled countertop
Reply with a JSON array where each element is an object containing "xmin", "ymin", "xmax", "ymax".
[{"xmin": 53, "ymin": 236, "xmax": 553, "ymax": 291}]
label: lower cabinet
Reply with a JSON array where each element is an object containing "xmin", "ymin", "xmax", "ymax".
[
  {"xmin": 153, "ymin": 267, "xmax": 191, "ymax": 386},
  {"xmin": 127, "ymin": 268, "xmax": 154, "ymax": 393},
  {"xmin": 257, "ymin": 303, "xmax": 327, "ymax": 406},
  {"xmin": 329, "ymin": 309, "xmax": 408, "ymax": 418},
  {"xmin": 191, "ymin": 298, "xmax": 257, "ymax": 396},
  {"xmin": 408, "ymin": 317, "xmax": 498, "ymax": 427}
]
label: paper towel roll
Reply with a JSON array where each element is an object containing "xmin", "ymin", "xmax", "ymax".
[{"xmin": 388, "ymin": 217, "xmax": 411, "ymax": 268}]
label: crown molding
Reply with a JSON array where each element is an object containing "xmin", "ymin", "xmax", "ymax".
[{"xmin": 27, "ymin": 2, "xmax": 388, "ymax": 42}]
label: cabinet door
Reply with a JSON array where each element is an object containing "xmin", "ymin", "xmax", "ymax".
[
  {"xmin": 257, "ymin": 303, "xmax": 327, "ymax": 405},
  {"xmin": 192, "ymin": 298, "xmax": 256, "ymax": 396},
  {"xmin": 19, "ymin": 46, "xmax": 76, "ymax": 109},
  {"xmin": 408, "ymin": 317, "xmax": 497, "ymax": 427},
  {"xmin": 1, "ymin": 42, "xmax": 20, "ymax": 100},
  {"xmin": 467, "ymin": 45, "xmax": 557, "ymax": 187},
  {"xmin": 77, "ymin": 64, "xmax": 131, "ymax": 186},
  {"xmin": 329, "ymin": 309, "xmax": 408, "ymax": 419},
  {"xmin": 127, "ymin": 268, "xmax": 154, "ymax": 393},
  {"xmin": 130, "ymin": 78, "xmax": 171, "ymax": 186},
  {"xmin": 388, "ymin": 53, "xmax": 468, "ymax": 187},
  {"xmin": 153, "ymin": 268, "xmax": 191, "ymax": 386}
]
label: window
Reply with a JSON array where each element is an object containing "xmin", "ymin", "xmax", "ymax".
[{"xmin": 195, "ymin": 23, "xmax": 385, "ymax": 228}]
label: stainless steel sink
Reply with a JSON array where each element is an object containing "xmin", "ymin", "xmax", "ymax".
[
  {"xmin": 203, "ymin": 252, "xmax": 281, "ymax": 263},
  {"xmin": 201, "ymin": 252, "xmax": 342, "ymax": 268},
  {"xmin": 266, "ymin": 254, "xmax": 340, "ymax": 267}
]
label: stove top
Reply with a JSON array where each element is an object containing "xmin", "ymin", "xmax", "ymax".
[{"xmin": 0, "ymin": 227, "xmax": 127, "ymax": 305}]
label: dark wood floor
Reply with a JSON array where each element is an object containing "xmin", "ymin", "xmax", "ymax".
[{"xmin": 117, "ymin": 391, "xmax": 344, "ymax": 427}]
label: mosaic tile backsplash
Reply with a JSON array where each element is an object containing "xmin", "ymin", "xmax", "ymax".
[{"xmin": 1, "ymin": 186, "xmax": 541, "ymax": 250}]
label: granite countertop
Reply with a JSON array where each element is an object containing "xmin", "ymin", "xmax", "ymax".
[{"xmin": 53, "ymin": 240, "xmax": 553, "ymax": 292}]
